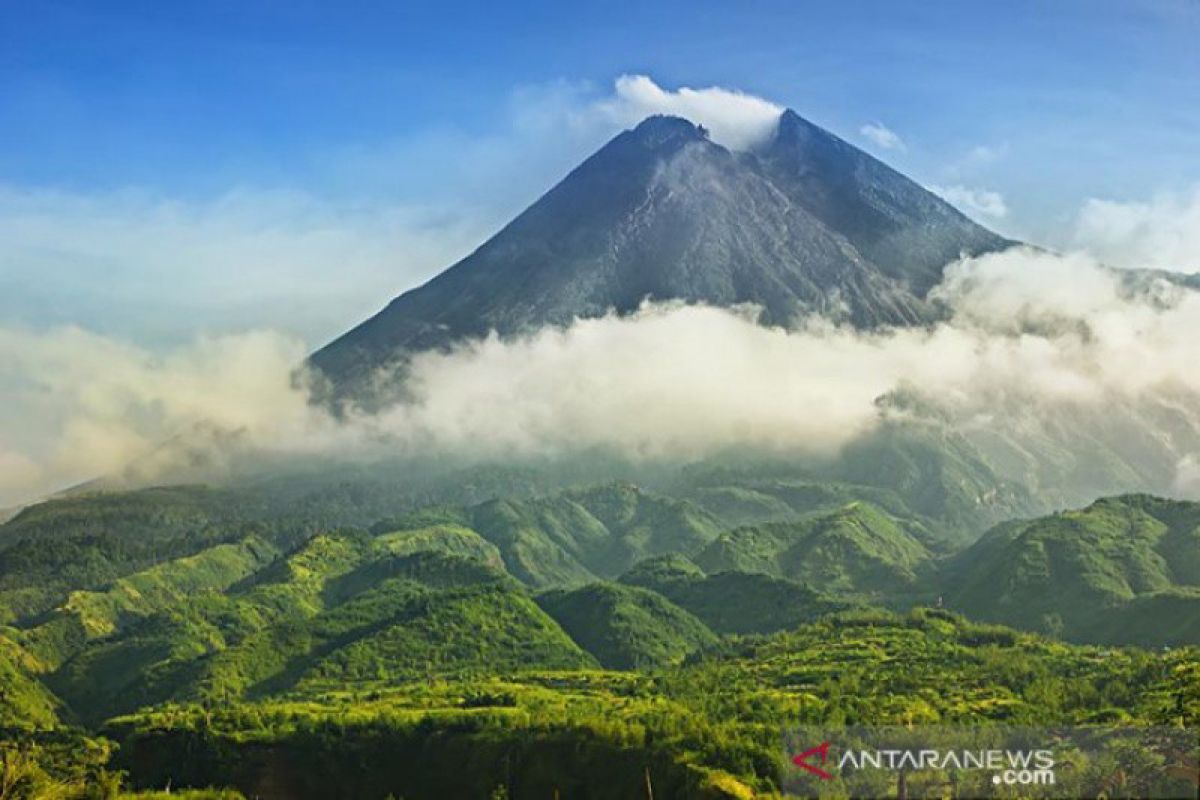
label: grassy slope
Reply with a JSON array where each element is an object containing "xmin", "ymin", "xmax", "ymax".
[
  {"xmin": 295, "ymin": 582, "xmax": 595, "ymax": 690},
  {"xmin": 44, "ymin": 532, "xmax": 374, "ymax": 720},
  {"xmin": 0, "ymin": 633, "xmax": 62, "ymax": 728}
]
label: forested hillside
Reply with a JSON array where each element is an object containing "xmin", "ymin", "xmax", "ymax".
[{"xmin": 0, "ymin": 479, "xmax": 1196, "ymax": 798}]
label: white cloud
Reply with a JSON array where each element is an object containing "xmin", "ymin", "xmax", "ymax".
[
  {"xmin": 930, "ymin": 184, "xmax": 1009, "ymax": 220},
  {"xmin": 0, "ymin": 446, "xmax": 42, "ymax": 507},
  {"xmin": 859, "ymin": 122, "xmax": 906, "ymax": 151},
  {"xmin": 7, "ymin": 246, "xmax": 1200, "ymax": 507},
  {"xmin": 0, "ymin": 326, "xmax": 334, "ymax": 504},
  {"xmin": 1174, "ymin": 454, "xmax": 1200, "ymax": 495},
  {"xmin": 1071, "ymin": 184, "xmax": 1200, "ymax": 271},
  {"xmin": 589, "ymin": 75, "xmax": 784, "ymax": 151}
]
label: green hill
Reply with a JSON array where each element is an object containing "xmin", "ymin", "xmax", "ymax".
[
  {"xmin": 682, "ymin": 473, "xmax": 933, "ymax": 532},
  {"xmin": 472, "ymin": 483, "xmax": 723, "ymax": 587},
  {"xmin": 944, "ymin": 494, "xmax": 1200, "ymax": 644},
  {"xmin": 0, "ymin": 486, "xmax": 269, "ymax": 624},
  {"xmin": 16, "ymin": 536, "xmax": 279, "ymax": 671},
  {"xmin": 0, "ymin": 634, "xmax": 62, "ymax": 728},
  {"xmin": 375, "ymin": 523, "xmax": 504, "ymax": 566},
  {"xmin": 97, "ymin": 610, "xmax": 1197, "ymax": 799},
  {"xmin": 833, "ymin": 422, "xmax": 1041, "ymax": 537},
  {"xmin": 374, "ymin": 483, "xmax": 725, "ymax": 588},
  {"xmin": 536, "ymin": 582, "xmax": 717, "ymax": 669},
  {"xmin": 39, "ymin": 527, "xmax": 585, "ymax": 722},
  {"xmin": 0, "ymin": 479, "xmax": 1196, "ymax": 798},
  {"xmin": 620, "ymin": 554, "xmax": 848, "ymax": 635},
  {"xmin": 693, "ymin": 501, "xmax": 933, "ymax": 601},
  {"xmin": 43, "ymin": 531, "xmax": 379, "ymax": 720},
  {"xmin": 294, "ymin": 582, "xmax": 595, "ymax": 691}
]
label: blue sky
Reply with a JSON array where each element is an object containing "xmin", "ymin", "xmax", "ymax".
[{"xmin": 2, "ymin": 0, "xmax": 1199, "ymax": 347}]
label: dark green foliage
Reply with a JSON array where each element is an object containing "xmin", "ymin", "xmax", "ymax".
[
  {"xmin": 0, "ymin": 478, "xmax": 1196, "ymax": 798},
  {"xmin": 17, "ymin": 536, "xmax": 279, "ymax": 671},
  {"xmin": 683, "ymin": 472, "xmax": 933, "ymax": 533},
  {"xmin": 295, "ymin": 583, "xmax": 595, "ymax": 690},
  {"xmin": 0, "ymin": 483, "xmax": 381, "ymax": 625},
  {"xmin": 95, "ymin": 610, "xmax": 1198, "ymax": 799},
  {"xmin": 621, "ymin": 556, "xmax": 848, "ymax": 635},
  {"xmin": 536, "ymin": 582, "xmax": 717, "ymax": 669},
  {"xmin": 0, "ymin": 487, "xmax": 269, "ymax": 624},
  {"xmin": 462, "ymin": 482, "xmax": 724, "ymax": 587},
  {"xmin": 945, "ymin": 494, "xmax": 1200, "ymax": 644},
  {"xmin": 37, "ymin": 529, "xmax": 587, "ymax": 723},
  {"xmin": 619, "ymin": 552, "xmax": 706, "ymax": 585},
  {"xmin": 0, "ymin": 635, "xmax": 61, "ymax": 729},
  {"xmin": 693, "ymin": 501, "xmax": 933, "ymax": 601}
]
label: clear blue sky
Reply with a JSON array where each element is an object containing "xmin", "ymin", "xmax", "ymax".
[{"xmin": 2, "ymin": 0, "xmax": 1199, "ymax": 344}]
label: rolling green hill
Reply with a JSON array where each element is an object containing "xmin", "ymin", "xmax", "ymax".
[
  {"xmin": 833, "ymin": 422, "xmax": 1041, "ymax": 536},
  {"xmin": 0, "ymin": 486, "xmax": 271, "ymax": 624},
  {"xmin": 0, "ymin": 634, "xmax": 62, "ymax": 729},
  {"xmin": 945, "ymin": 494, "xmax": 1200, "ymax": 644},
  {"xmin": 693, "ymin": 501, "xmax": 934, "ymax": 601},
  {"xmin": 469, "ymin": 483, "xmax": 723, "ymax": 586},
  {"xmin": 0, "ymin": 479, "xmax": 1197, "ymax": 798},
  {"xmin": 620, "ymin": 554, "xmax": 849, "ymax": 635},
  {"xmin": 536, "ymin": 582, "xmax": 717, "ymax": 669},
  {"xmin": 35, "ymin": 527, "xmax": 589, "ymax": 723},
  {"xmin": 17, "ymin": 536, "xmax": 280, "ymax": 671},
  {"xmin": 93, "ymin": 609, "xmax": 1197, "ymax": 799},
  {"xmin": 294, "ymin": 581, "xmax": 595, "ymax": 691},
  {"xmin": 372, "ymin": 482, "xmax": 725, "ymax": 588}
]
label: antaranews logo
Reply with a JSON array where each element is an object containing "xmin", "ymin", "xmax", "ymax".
[
  {"xmin": 792, "ymin": 741, "xmax": 1055, "ymax": 784},
  {"xmin": 792, "ymin": 741, "xmax": 833, "ymax": 780},
  {"xmin": 782, "ymin": 725, "xmax": 1199, "ymax": 799}
]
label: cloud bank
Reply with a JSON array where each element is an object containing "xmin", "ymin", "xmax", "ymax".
[
  {"xmin": 5, "ymin": 246, "xmax": 1200, "ymax": 508},
  {"xmin": 0, "ymin": 327, "xmax": 327, "ymax": 505},
  {"xmin": 1071, "ymin": 183, "xmax": 1200, "ymax": 271}
]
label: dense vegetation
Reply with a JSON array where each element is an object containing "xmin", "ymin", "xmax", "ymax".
[
  {"xmin": 692, "ymin": 502, "xmax": 933, "ymax": 603},
  {"xmin": 536, "ymin": 582, "xmax": 717, "ymax": 669},
  {"xmin": 25, "ymin": 610, "xmax": 1196, "ymax": 799},
  {"xmin": 945, "ymin": 494, "xmax": 1200, "ymax": 644},
  {"xmin": 0, "ymin": 477, "xmax": 1196, "ymax": 798}
]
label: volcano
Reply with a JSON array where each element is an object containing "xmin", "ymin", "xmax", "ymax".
[{"xmin": 310, "ymin": 110, "xmax": 1011, "ymax": 402}]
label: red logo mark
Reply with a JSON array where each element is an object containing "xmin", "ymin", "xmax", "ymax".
[{"xmin": 793, "ymin": 741, "xmax": 834, "ymax": 780}]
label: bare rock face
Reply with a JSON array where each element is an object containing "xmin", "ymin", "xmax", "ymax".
[{"xmin": 309, "ymin": 111, "xmax": 1011, "ymax": 405}]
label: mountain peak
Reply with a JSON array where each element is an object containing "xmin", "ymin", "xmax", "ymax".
[
  {"xmin": 777, "ymin": 107, "xmax": 804, "ymax": 127},
  {"xmin": 630, "ymin": 114, "xmax": 707, "ymax": 143},
  {"xmin": 772, "ymin": 108, "xmax": 819, "ymax": 141},
  {"xmin": 310, "ymin": 110, "xmax": 1012, "ymax": 405}
]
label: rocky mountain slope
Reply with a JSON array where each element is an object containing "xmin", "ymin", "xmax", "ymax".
[{"xmin": 310, "ymin": 111, "xmax": 1010, "ymax": 403}]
